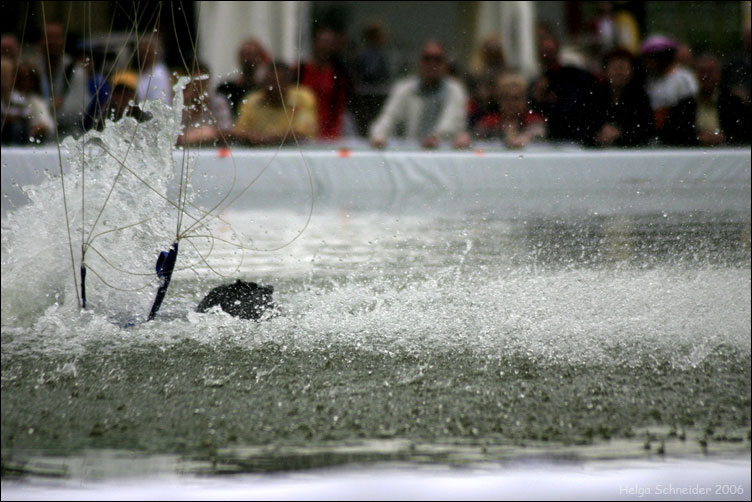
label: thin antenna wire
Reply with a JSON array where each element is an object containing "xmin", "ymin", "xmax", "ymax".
[{"xmin": 41, "ymin": 3, "xmax": 81, "ymax": 308}]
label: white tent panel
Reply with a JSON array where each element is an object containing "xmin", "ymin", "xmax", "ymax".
[
  {"xmin": 475, "ymin": 1, "xmax": 538, "ymax": 78},
  {"xmin": 197, "ymin": 1, "xmax": 310, "ymax": 82}
]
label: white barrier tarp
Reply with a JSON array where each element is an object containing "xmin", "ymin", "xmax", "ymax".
[{"xmin": 2, "ymin": 147, "xmax": 750, "ymax": 219}]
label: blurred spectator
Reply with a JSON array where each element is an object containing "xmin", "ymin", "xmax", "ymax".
[
  {"xmin": 467, "ymin": 34, "xmax": 506, "ymax": 92},
  {"xmin": 2, "ymin": 58, "xmax": 30, "ymax": 143},
  {"xmin": 299, "ymin": 26, "xmax": 351, "ymax": 140},
  {"xmin": 529, "ymin": 25, "xmax": 597, "ymax": 144},
  {"xmin": 59, "ymin": 43, "xmax": 111, "ymax": 135},
  {"xmin": 496, "ymin": 73, "xmax": 546, "ymax": 148},
  {"xmin": 216, "ymin": 38, "xmax": 269, "ymax": 118},
  {"xmin": 2, "ymin": 58, "xmax": 50, "ymax": 144},
  {"xmin": 36, "ymin": 22, "xmax": 76, "ymax": 114},
  {"xmin": 102, "ymin": 71, "xmax": 150, "ymax": 125},
  {"xmin": 231, "ymin": 62, "xmax": 317, "ymax": 146},
  {"xmin": 14, "ymin": 61, "xmax": 55, "ymax": 140},
  {"xmin": 641, "ymin": 35, "xmax": 698, "ymax": 146},
  {"xmin": 55, "ymin": 42, "xmax": 87, "ymax": 135},
  {"xmin": 350, "ymin": 22, "xmax": 392, "ymax": 137},
  {"xmin": 1, "ymin": 33, "xmax": 20, "ymax": 62},
  {"xmin": 675, "ymin": 42, "xmax": 694, "ymax": 70},
  {"xmin": 468, "ymin": 73, "xmax": 501, "ymax": 140},
  {"xmin": 178, "ymin": 61, "xmax": 232, "ymax": 147},
  {"xmin": 722, "ymin": 26, "xmax": 751, "ymax": 114},
  {"xmin": 585, "ymin": 1, "xmax": 641, "ymax": 57},
  {"xmin": 588, "ymin": 1, "xmax": 618, "ymax": 56},
  {"xmin": 369, "ymin": 40, "xmax": 470, "ymax": 149},
  {"xmin": 589, "ymin": 48, "xmax": 654, "ymax": 147},
  {"xmin": 468, "ymin": 34, "xmax": 506, "ymax": 81},
  {"xmin": 136, "ymin": 34, "xmax": 171, "ymax": 104},
  {"xmin": 694, "ymin": 53, "xmax": 749, "ymax": 146},
  {"xmin": 466, "ymin": 35, "xmax": 506, "ymax": 139}
]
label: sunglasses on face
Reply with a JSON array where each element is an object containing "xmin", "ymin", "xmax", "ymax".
[{"xmin": 421, "ymin": 54, "xmax": 445, "ymax": 63}]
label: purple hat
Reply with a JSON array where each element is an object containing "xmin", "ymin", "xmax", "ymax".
[{"xmin": 641, "ymin": 35, "xmax": 678, "ymax": 54}]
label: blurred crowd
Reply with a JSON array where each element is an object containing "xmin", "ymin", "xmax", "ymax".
[{"xmin": 2, "ymin": 13, "xmax": 750, "ymax": 149}]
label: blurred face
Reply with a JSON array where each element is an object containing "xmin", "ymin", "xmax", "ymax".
[
  {"xmin": 138, "ymin": 38, "xmax": 158, "ymax": 67},
  {"xmin": 482, "ymin": 37, "xmax": 504, "ymax": 67},
  {"xmin": 499, "ymin": 83, "xmax": 527, "ymax": 117},
  {"xmin": 597, "ymin": 1, "xmax": 613, "ymax": 16},
  {"xmin": 15, "ymin": 63, "xmax": 38, "ymax": 94},
  {"xmin": 260, "ymin": 64, "xmax": 290, "ymax": 104},
  {"xmin": 605, "ymin": 56, "xmax": 632, "ymax": 89},
  {"xmin": 418, "ymin": 42, "xmax": 447, "ymax": 85},
  {"xmin": 695, "ymin": 56, "xmax": 720, "ymax": 94},
  {"xmin": 238, "ymin": 40, "xmax": 266, "ymax": 73},
  {"xmin": 314, "ymin": 29, "xmax": 337, "ymax": 61},
  {"xmin": 1, "ymin": 34, "xmax": 20, "ymax": 61},
  {"xmin": 676, "ymin": 43, "xmax": 693, "ymax": 68},
  {"xmin": 364, "ymin": 26, "xmax": 386, "ymax": 47},
  {"xmin": 537, "ymin": 36, "xmax": 559, "ymax": 68},
  {"xmin": 42, "ymin": 23, "xmax": 66, "ymax": 60}
]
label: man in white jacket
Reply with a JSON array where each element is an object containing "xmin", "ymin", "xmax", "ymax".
[{"xmin": 369, "ymin": 40, "xmax": 470, "ymax": 149}]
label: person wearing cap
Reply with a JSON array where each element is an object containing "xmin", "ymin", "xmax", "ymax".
[
  {"xmin": 98, "ymin": 71, "xmax": 149, "ymax": 128},
  {"xmin": 641, "ymin": 34, "xmax": 698, "ymax": 146},
  {"xmin": 369, "ymin": 40, "xmax": 470, "ymax": 149}
]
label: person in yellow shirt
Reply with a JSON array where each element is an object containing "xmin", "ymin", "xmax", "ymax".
[{"xmin": 231, "ymin": 62, "xmax": 317, "ymax": 145}]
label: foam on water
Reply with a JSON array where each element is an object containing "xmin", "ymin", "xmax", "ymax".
[
  {"xmin": 2, "ymin": 237, "xmax": 749, "ymax": 371},
  {"xmin": 0, "ymin": 77, "xmax": 255, "ymax": 325},
  {"xmin": 3, "ymin": 79, "xmax": 181, "ymax": 318},
  {"xmin": 2, "ymin": 135, "xmax": 751, "ymax": 369}
]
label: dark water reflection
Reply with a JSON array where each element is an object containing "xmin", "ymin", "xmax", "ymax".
[{"xmin": 518, "ymin": 215, "xmax": 750, "ymax": 269}]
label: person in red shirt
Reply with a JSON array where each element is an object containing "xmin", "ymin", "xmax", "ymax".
[{"xmin": 299, "ymin": 27, "xmax": 350, "ymax": 140}]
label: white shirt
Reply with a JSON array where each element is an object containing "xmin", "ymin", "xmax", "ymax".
[
  {"xmin": 369, "ymin": 76, "xmax": 468, "ymax": 141},
  {"xmin": 137, "ymin": 62, "xmax": 172, "ymax": 104},
  {"xmin": 646, "ymin": 66, "xmax": 698, "ymax": 110},
  {"xmin": 28, "ymin": 93, "xmax": 55, "ymax": 133}
]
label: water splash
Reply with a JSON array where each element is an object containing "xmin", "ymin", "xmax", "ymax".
[{"xmin": 2, "ymin": 78, "xmax": 202, "ymax": 323}]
